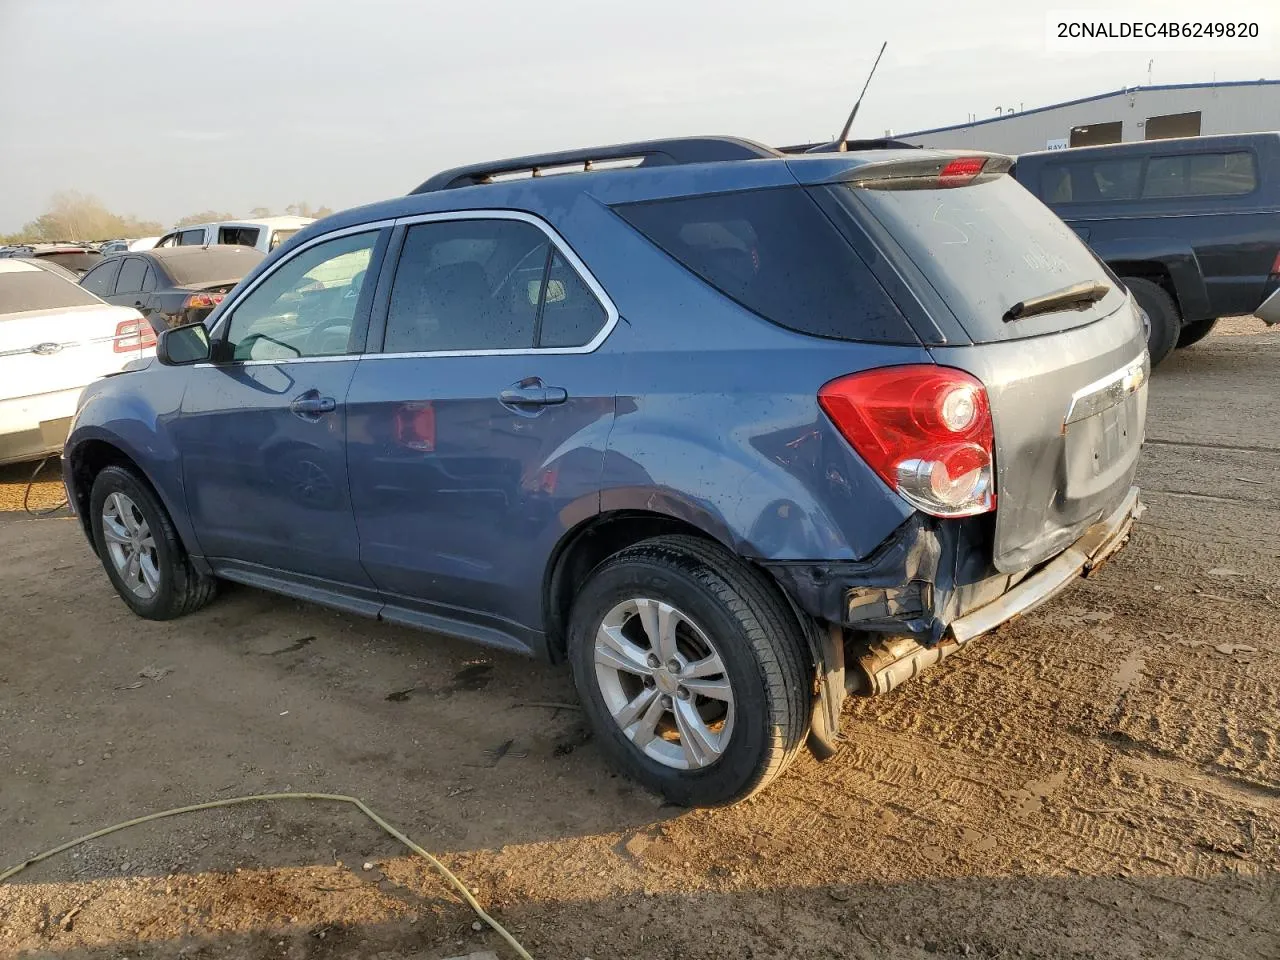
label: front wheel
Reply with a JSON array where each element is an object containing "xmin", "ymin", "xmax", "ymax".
[
  {"xmin": 90, "ymin": 465, "xmax": 217, "ymax": 620},
  {"xmin": 567, "ymin": 535, "xmax": 812, "ymax": 806}
]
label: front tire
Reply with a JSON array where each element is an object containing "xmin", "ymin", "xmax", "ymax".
[
  {"xmin": 1123, "ymin": 277, "xmax": 1180, "ymax": 366},
  {"xmin": 90, "ymin": 465, "xmax": 216, "ymax": 620},
  {"xmin": 567, "ymin": 535, "xmax": 812, "ymax": 806},
  {"xmin": 1176, "ymin": 317, "xmax": 1218, "ymax": 349}
]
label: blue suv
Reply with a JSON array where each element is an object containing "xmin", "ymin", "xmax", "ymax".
[{"xmin": 64, "ymin": 137, "xmax": 1148, "ymax": 806}]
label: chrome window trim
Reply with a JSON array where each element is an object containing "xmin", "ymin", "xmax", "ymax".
[
  {"xmin": 204, "ymin": 210, "xmax": 618, "ymax": 365},
  {"xmin": 1064, "ymin": 349, "xmax": 1150, "ymax": 427}
]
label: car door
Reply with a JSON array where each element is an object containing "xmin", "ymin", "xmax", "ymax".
[
  {"xmin": 178, "ymin": 225, "xmax": 390, "ymax": 600},
  {"xmin": 346, "ymin": 213, "xmax": 618, "ymax": 643},
  {"xmin": 108, "ymin": 256, "xmax": 149, "ymax": 312}
]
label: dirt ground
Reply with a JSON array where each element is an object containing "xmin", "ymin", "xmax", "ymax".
[{"xmin": 1, "ymin": 317, "xmax": 1278, "ymax": 960}]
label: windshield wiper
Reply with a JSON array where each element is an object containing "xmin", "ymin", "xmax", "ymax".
[{"xmin": 1003, "ymin": 281, "xmax": 1111, "ymax": 323}]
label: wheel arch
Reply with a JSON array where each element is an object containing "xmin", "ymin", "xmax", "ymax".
[{"xmin": 65, "ymin": 436, "xmax": 201, "ymax": 567}]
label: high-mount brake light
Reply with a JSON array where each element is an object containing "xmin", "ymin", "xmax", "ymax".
[
  {"xmin": 818, "ymin": 365, "xmax": 996, "ymax": 518},
  {"xmin": 937, "ymin": 157, "xmax": 987, "ymax": 187}
]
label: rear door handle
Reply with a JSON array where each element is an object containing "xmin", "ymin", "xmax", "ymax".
[
  {"xmin": 499, "ymin": 381, "xmax": 568, "ymax": 407},
  {"xmin": 290, "ymin": 394, "xmax": 337, "ymax": 416}
]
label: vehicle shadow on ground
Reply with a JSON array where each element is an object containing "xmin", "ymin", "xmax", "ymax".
[{"xmin": 12, "ymin": 869, "xmax": 1278, "ymax": 959}]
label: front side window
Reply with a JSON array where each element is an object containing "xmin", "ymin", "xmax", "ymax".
[
  {"xmin": 115, "ymin": 257, "xmax": 147, "ymax": 295},
  {"xmin": 178, "ymin": 229, "xmax": 205, "ymax": 246},
  {"xmin": 221, "ymin": 231, "xmax": 378, "ymax": 361},
  {"xmin": 81, "ymin": 258, "xmax": 122, "ymax": 296}
]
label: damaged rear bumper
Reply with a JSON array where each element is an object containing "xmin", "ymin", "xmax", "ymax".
[
  {"xmin": 764, "ymin": 486, "xmax": 1144, "ymax": 700},
  {"xmin": 949, "ymin": 485, "xmax": 1142, "ymax": 643}
]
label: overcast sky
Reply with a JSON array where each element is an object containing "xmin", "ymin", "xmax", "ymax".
[{"xmin": 0, "ymin": 0, "xmax": 1274, "ymax": 231}]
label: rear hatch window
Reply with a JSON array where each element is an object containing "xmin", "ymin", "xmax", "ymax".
[
  {"xmin": 612, "ymin": 187, "xmax": 917, "ymax": 344},
  {"xmin": 834, "ymin": 173, "xmax": 1124, "ymax": 342}
]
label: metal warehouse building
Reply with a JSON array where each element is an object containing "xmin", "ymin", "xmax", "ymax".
[{"xmin": 899, "ymin": 79, "xmax": 1280, "ymax": 155}]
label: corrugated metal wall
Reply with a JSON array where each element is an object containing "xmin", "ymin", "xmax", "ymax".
[{"xmin": 900, "ymin": 83, "xmax": 1280, "ymax": 154}]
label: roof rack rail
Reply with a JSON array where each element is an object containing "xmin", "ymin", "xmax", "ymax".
[
  {"xmin": 778, "ymin": 137, "xmax": 923, "ymax": 153},
  {"xmin": 410, "ymin": 136, "xmax": 780, "ymax": 194}
]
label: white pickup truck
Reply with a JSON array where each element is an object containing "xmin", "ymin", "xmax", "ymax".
[{"xmin": 153, "ymin": 216, "xmax": 314, "ymax": 255}]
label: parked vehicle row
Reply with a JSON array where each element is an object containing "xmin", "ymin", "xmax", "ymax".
[
  {"xmin": 1014, "ymin": 131, "xmax": 1280, "ymax": 364},
  {"xmin": 0, "ymin": 243, "xmax": 103, "ymax": 276},
  {"xmin": 63, "ymin": 136, "xmax": 1148, "ymax": 806}
]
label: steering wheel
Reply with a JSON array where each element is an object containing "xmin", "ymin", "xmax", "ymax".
[{"xmin": 304, "ymin": 318, "xmax": 353, "ymax": 356}]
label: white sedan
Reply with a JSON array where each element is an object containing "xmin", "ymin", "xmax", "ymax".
[{"xmin": 0, "ymin": 259, "xmax": 155, "ymax": 466}]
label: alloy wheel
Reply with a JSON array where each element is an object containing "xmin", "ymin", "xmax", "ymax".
[{"xmin": 593, "ymin": 598, "xmax": 735, "ymax": 770}]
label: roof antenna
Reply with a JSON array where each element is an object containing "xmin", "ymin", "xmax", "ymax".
[{"xmin": 836, "ymin": 41, "xmax": 888, "ymax": 152}]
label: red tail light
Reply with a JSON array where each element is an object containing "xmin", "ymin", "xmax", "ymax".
[
  {"xmin": 113, "ymin": 318, "xmax": 157, "ymax": 353},
  {"xmin": 819, "ymin": 365, "xmax": 995, "ymax": 517},
  {"xmin": 184, "ymin": 293, "xmax": 224, "ymax": 310},
  {"xmin": 1270, "ymin": 250, "xmax": 1280, "ymax": 276},
  {"xmin": 937, "ymin": 157, "xmax": 987, "ymax": 187}
]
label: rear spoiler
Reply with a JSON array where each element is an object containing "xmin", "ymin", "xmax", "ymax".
[
  {"xmin": 778, "ymin": 138, "xmax": 924, "ymax": 153},
  {"xmin": 821, "ymin": 152, "xmax": 1014, "ymax": 189}
]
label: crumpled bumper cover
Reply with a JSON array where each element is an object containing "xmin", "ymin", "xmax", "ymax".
[{"xmin": 762, "ymin": 486, "xmax": 1144, "ymax": 647}]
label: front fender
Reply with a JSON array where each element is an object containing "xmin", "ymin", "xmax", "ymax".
[
  {"xmin": 64, "ymin": 369, "xmax": 200, "ymax": 559},
  {"xmin": 1089, "ymin": 235, "xmax": 1211, "ymax": 320}
]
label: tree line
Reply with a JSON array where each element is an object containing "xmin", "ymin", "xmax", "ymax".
[{"xmin": 1, "ymin": 193, "xmax": 335, "ymax": 245}]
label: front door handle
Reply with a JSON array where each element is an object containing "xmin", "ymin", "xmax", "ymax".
[
  {"xmin": 290, "ymin": 394, "xmax": 337, "ymax": 417},
  {"xmin": 499, "ymin": 379, "xmax": 568, "ymax": 407}
]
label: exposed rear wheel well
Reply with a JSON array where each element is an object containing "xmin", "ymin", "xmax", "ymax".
[
  {"xmin": 1111, "ymin": 260, "xmax": 1179, "ymax": 309},
  {"xmin": 544, "ymin": 512, "xmax": 728, "ymax": 662},
  {"xmin": 67, "ymin": 441, "xmax": 149, "ymax": 549}
]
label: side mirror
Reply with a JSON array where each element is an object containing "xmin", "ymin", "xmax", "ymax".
[{"xmin": 156, "ymin": 321, "xmax": 211, "ymax": 366}]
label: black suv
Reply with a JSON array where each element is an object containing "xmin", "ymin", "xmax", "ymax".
[{"xmin": 1014, "ymin": 132, "xmax": 1280, "ymax": 364}]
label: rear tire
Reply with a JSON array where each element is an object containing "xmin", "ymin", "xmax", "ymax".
[
  {"xmin": 90, "ymin": 465, "xmax": 217, "ymax": 620},
  {"xmin": 1123, "ymin": 277, "xmax": 1180, "ymax": 366},
  {"xmin": 1176, "ymin": 317, "xmax": 1218, "ymax": 349},
  {"xmin": 567, "ymin": 535, "xmax": 812, "ymax": 807}
]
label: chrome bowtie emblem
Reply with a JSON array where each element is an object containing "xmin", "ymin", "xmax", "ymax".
[{"xmin": 32, "ymin": 342, "xmax": 62, "ymax": 356}]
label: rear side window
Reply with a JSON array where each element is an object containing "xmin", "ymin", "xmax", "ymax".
[
  {"xmin": 270, "ymin": 229, "xmax": 300, "ymax": 250},
  {"xmin": 218, "ymin": 226, "xmax": 261, "ymax": 247},
  {"xmin": 384, "ymin": 218, "xmax": 607, "ymax": 353},
  {"xmin": 81, "ymin": 258, "xmax": 123, "ymax": 296},
  {"xmin": 1041, "ymin": 158, "xmax": 1143, "ymax": 203},
  {"xmin": 115, "ymin": 258, "xmax": 148, "ymax": 294},
  {"xmin": 846, "ymin": 175, "xmax": 1121, "ymax": 343},
  {"xmin": 1142, "ymin": 151, "xmax": 1257, "ymax": 198},
  {"xmin": 612, "ymin": 187, "xmax": 914, "ymax": 343},
  {"xmin": 1, "ymin": 270, "xmax": 102, "ymax": 313}
]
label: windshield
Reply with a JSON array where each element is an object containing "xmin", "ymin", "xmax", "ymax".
[
  {"xmin": 0, "ymin": 270, "xmax": 102, "ymax": 314},
  {"xmin": 840, "ymin": 175, "xmax": 1124, "ymax": 342},
  {"xmin": 163, "ymin": 248, "xmax": 264, "ymax": 286}
]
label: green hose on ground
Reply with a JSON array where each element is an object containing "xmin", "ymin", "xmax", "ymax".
[{"xmin": 0, "ymin": 791, "xmax": 533, "ymax": 960}]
